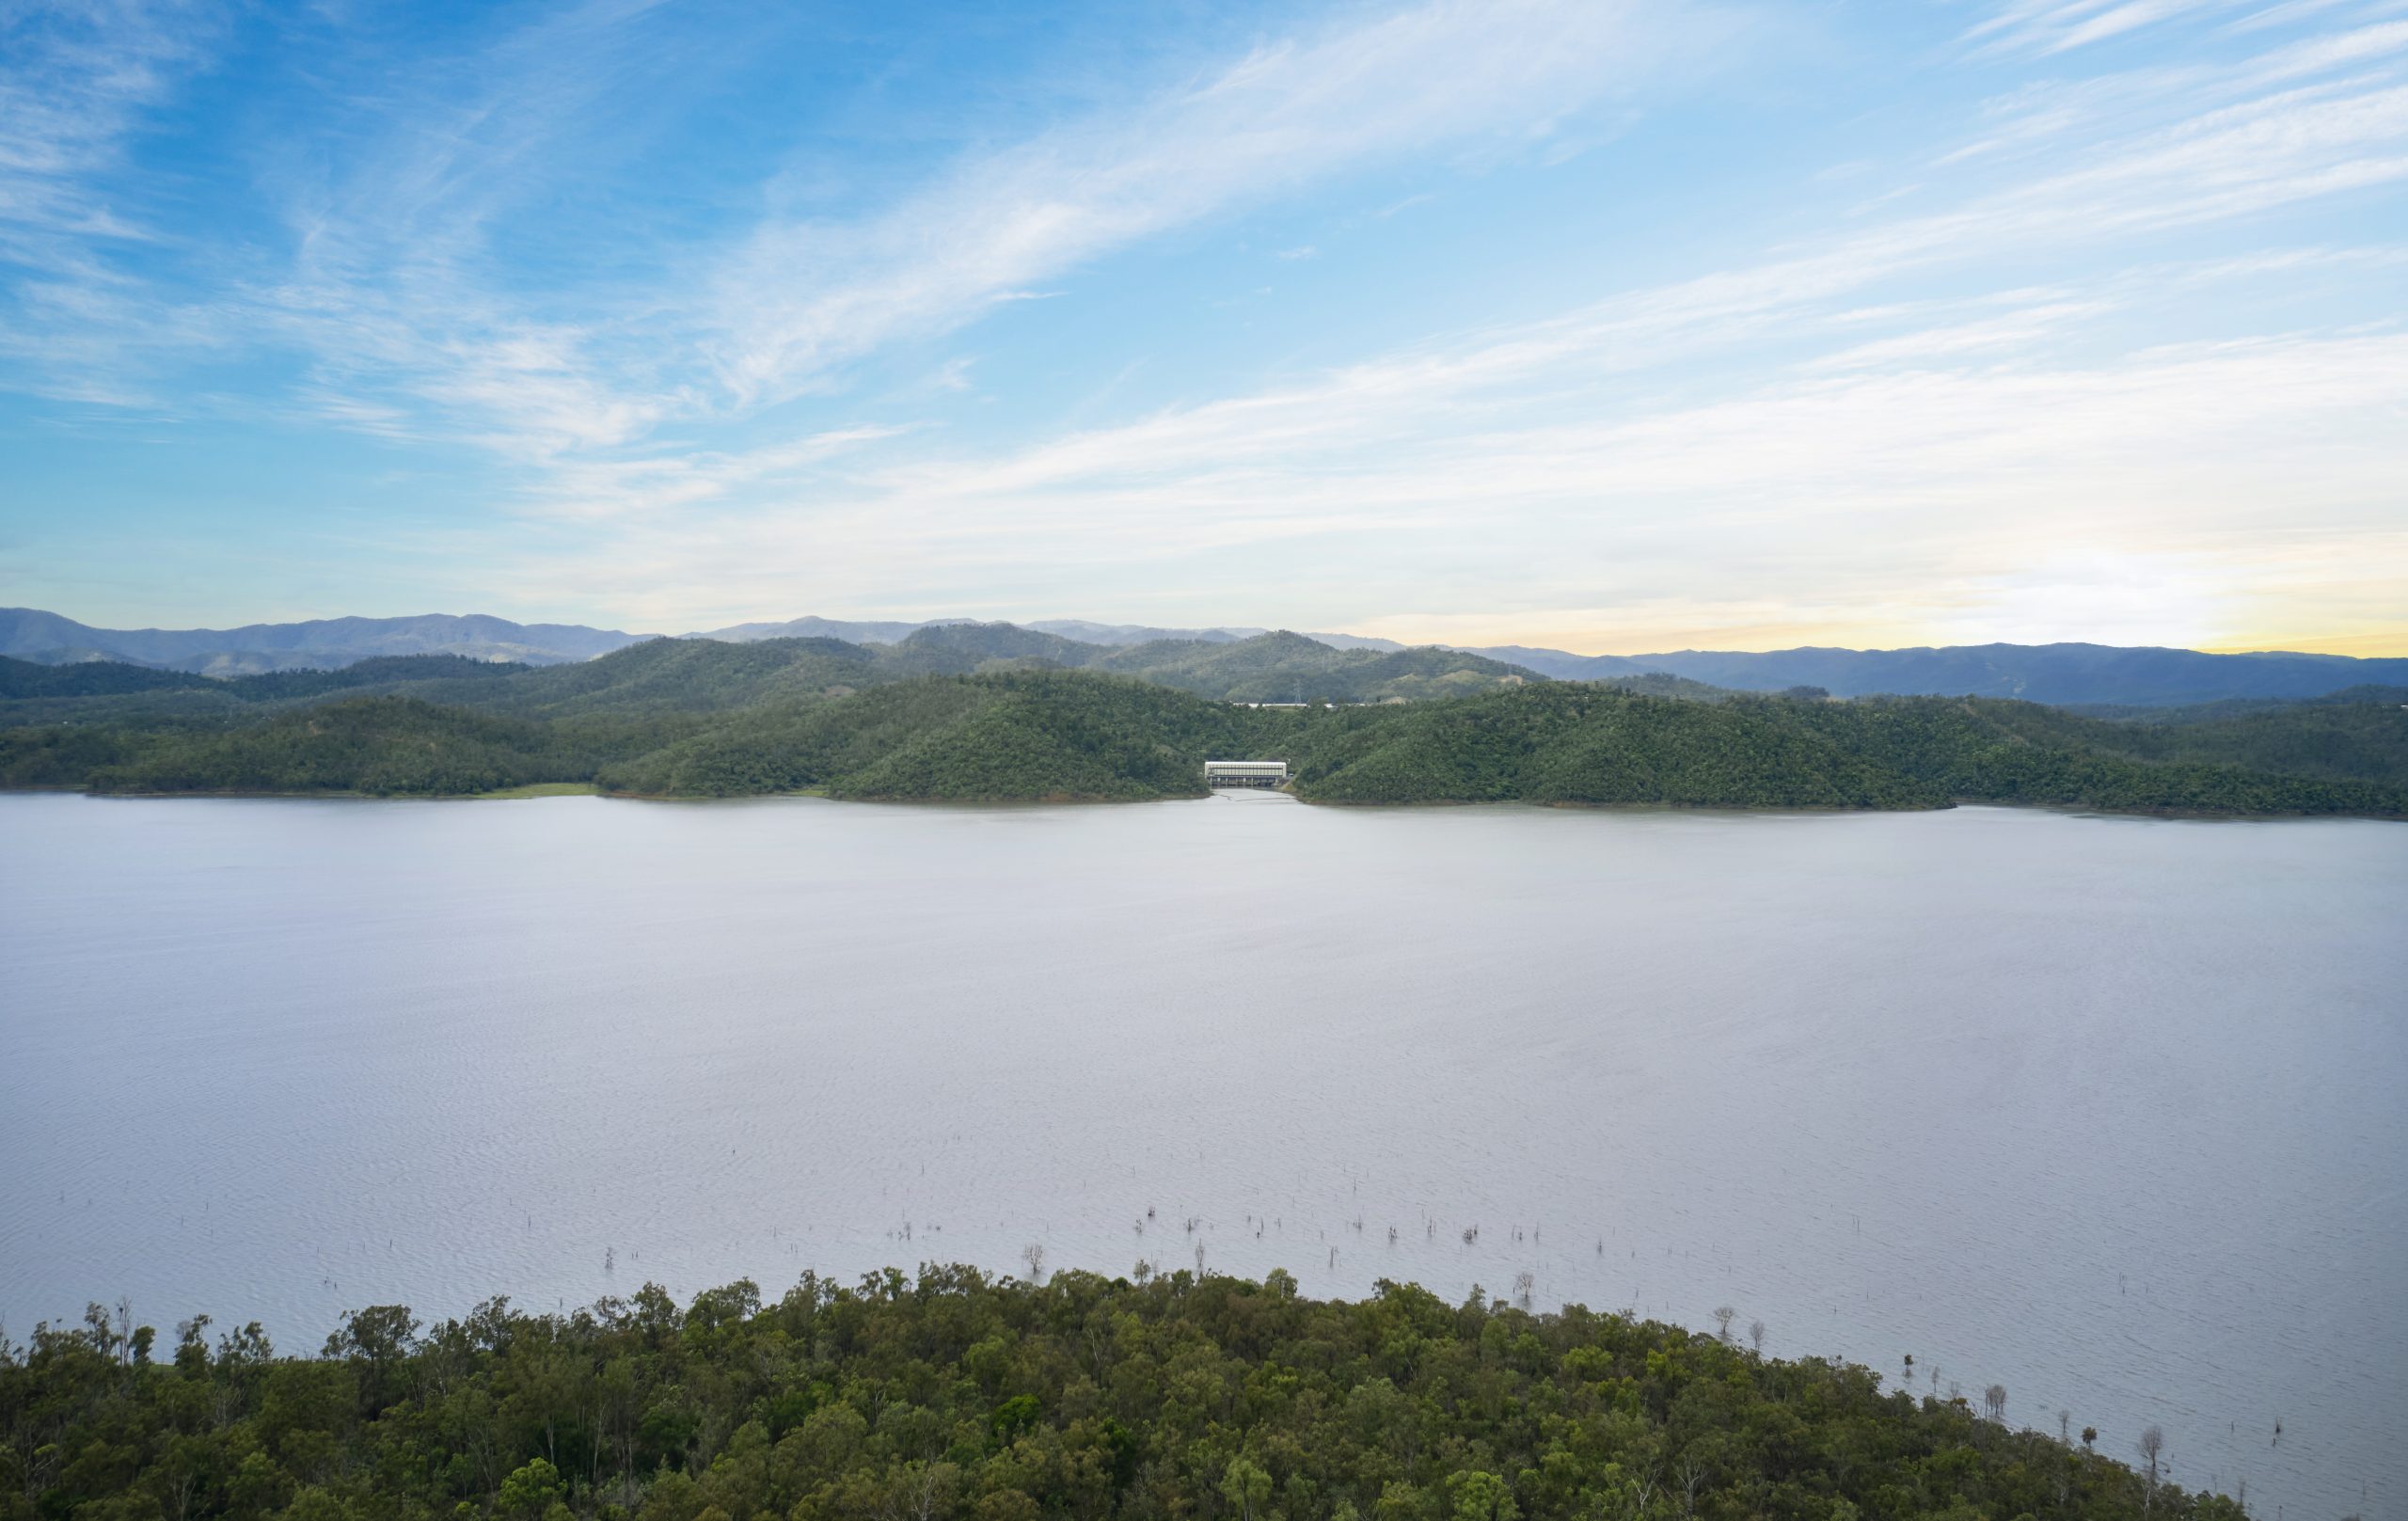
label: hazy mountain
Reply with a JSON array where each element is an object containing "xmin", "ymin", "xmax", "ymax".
[
  {"xmin": 1023, "ymin": 619, "xmax": 1261, "ymax": 645},
  {"xmin": 877, "ymin": 621, "xmax": 1107, "ymax": 670},
  {"xmin": 0, "ymin": 608, "xmax": 643, "ymax": 674},
  {"xmin": 692, "ymin": 614, "xmax": 974, "ymax": 643},
  {"xmin": 1094, "ymin": 631, "xmax": 1540, "ymax": 703},
  {"xmin": 9, "ymin": 609, "xmax": 2403, "ymax": 705},
  {"xmin": 0, "ymin": 629, "xmax": 1541, "ymax": 725},
  {"xmin": 702, "ymin": 615, "xmax": 1268, "ymax": 646},
  {"xmin": 1301, "ymin": 631, "xmax": 1406, "ymax": 652},
  {"xmin": 1450, "ymin": 641, "xmax": 2408, "ymax": 705}
]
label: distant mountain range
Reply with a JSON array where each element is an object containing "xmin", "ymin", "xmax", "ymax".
[
  {"xmin": 0, "ymin": 608, "xmax": 638, "ymax": 675},
  {"xmin": 6, "ymin": 606, "xmax": 2403, "ymax": 706}
]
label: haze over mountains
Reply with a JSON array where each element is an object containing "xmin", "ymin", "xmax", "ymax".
[{"xmin": 6, "ymin": 606, "xmax": 2405, "ymax": 707}]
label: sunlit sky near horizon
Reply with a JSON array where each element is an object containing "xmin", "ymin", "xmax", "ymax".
[{"xmin": 2, "ymin": 0, "xmax": 2405, "ymax": 656}]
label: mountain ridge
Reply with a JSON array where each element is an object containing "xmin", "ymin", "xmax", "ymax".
[{"xmin": 8, "ymin": 608, "xmax": 2404, "ymax": 705}]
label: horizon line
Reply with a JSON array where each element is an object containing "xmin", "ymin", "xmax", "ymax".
[{"xmin": 8, "ymin": 604, "xmax": 2406, "ymax": 662}]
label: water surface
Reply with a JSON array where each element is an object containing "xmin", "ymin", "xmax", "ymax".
[{"xmin": 2, "ymin": 793, "xmax": 2400, "ymax": 1519}]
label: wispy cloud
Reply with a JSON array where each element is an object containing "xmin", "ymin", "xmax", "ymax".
[
  {"xmin": 503, "ymin": 319, "xmax": 2408, "ymax": 645},
  {"xmin": 1966, "ymin": 0, "xmax": 2249, "ymax": 56},
  {"xmin": 471, "ymin": 13, "xmax": 2408, "ymax": 644},
  {"xmin": 0, "ymin": 1, "xmax": 225, "ymax": 402},
  {"xmin": 7, "ymin": 1, "xmax": 2406, "ymax": 651},
  {"xmin": 0, "ymin": 2, "xmax": 200, "ymax": 261},
  {"xmin": 29, "ymin": 0, "xmax": 1726, "ymax": 496},
  {"xmin": 689, "ymin": 0, "xmax": 1722, "ymax": 412}
]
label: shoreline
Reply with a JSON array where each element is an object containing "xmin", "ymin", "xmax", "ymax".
[{"xmin": 9, "ymin": 783, "xmax": 2400, "ymax": 821}]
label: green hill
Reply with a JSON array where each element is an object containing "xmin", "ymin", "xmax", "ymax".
[
  {"xmin": 0, "ymin": 654, "xmax": 217, "ymax": 698},
  {"xmin": 598, "ymin": 673, "xmax": 1252, "ymax": 800},
  {"xmin": 1774, "ymin": 695, "xmax": 2408, "ymax": 806},
  {"xmin": 6, "ymin": 669, "xmax": 2402, "ymax": 816},
  {"xmin": 2039, "ymin": 689, "xmax": 2408, "ymax": 784},
  {"xmin": 1096, "ymin": 630, "xmax": 1543, "ymax": 703},
  {"xmin": 58, "ymin": 698, "xmax": 690, "ymax": 797},
  {"xmin": 218, "ymin": 654, "xmax": 532, "ymax": 702},
  {"xmin": 1274, "ymin": 687, "xmax": 1940, "ymax": 808},
  {"xmin": 873, "ymin": 621, "xmax": 1105, "ymax": 673},
  {"xmin": 2, "ymin": 1265, "xmax": 2240, "ymax": 1521},
  {"xmin": 0, "ymin": 627, "xmax": 1549, "ymax": 727}
]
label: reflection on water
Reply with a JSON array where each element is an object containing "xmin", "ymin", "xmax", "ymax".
[{"xmin": 2, "ymin": 792, "xmax": 2401, "ymax": 1519}]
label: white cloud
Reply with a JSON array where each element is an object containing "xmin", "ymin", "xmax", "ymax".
[
  {"xmin": 466, "ymin": 11, "xmax": 2408, "ymax": 640},
  {"xmin": 1966, "ymin": 0, "xmax": 2250, "ymax": 56},
  {"xmin": 0, "ymin": 1, "xmax": 226, "ymax": 400},
  {"xmin": 22, "ymin": 0, "xmax": 1725, "ymax": 487},
  {"xmin": 8, "ymin": 0, "xmax": 2407, "ymax": 652},
  {"xmin": 691, "ymin": 0, "xmax": 1719, "ymax": 411},
  {"xmin": 484, "ymin": 292, "xmax": 2408, "ymax": 646}
]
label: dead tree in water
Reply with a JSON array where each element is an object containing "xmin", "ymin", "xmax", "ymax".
[
  {"xmin": 2137, "ymin": 1427, "xmax": 2165, "ymax": 1514},
  {"xmin": 1712, "ymin": 1306, "xmax": 1736, "ymax": 1343}
]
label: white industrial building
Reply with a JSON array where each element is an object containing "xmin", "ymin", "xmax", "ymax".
[{"xmin": 1204, "ymin": 759, "xmax": 1289, "ymax": 788}]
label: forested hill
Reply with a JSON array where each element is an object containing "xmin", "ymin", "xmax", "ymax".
[
  {"xmin": 1, "ymin": 1265, "xmax": 2234, "ymax": 1521},
  {"xmin": 3, "ymin": 668, "xmax": 2402, "ymax": 816},
  {"xmin": 0, "ymin": 630, "xmax": 1543, "ymax": 725}
]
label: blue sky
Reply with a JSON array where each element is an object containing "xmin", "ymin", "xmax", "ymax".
[{"xmin": 2, "ymin": 0, "xmax": 2404, "ymax": 653}]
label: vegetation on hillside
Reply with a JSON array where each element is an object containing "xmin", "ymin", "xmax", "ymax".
[
  {"xmin": 0, "ymin": 656, "xmax": 217, "ymax": 699},
  {"xmin": 1092, "ymin": 633, "xmax": 1542, "ymax": 704},
  {"xmin": 2040, "ymin": 690, "xmax": 2408, "ymax": 785},
  {"xmin": 2, "ymin": 659, "xmax": 2401, "ymax": 816},
  {"xmin": 1270, "ymin": 689, "xmax": 1938, "ymax": 808},
  {"xmin": 0, "ymin": 631, "xmax": 1542, "ymax": 730},
  {"xmin": 1772, "ymin": 696, "xmax": 2408, "ymax": 806},
  {"xmin": 1, "ymin": 700, "xmax": 696, "ymax": 797},
  {"xmin": 595, "ymin": 675, "xmax": 1251, "ymax": 800},
  {"xmin": 0, "ymin": 1266, "xmax": 2235, "ymax": 1521}
]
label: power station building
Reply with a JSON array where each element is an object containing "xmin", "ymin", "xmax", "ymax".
[{"xmin": 1204, "ymin": 760, "xmax": 1289, "ymax": 788}]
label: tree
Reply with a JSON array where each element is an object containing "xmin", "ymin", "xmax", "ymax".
[
  {"xmin": 497, "ymin": 1458, "xmax": 562, "ymax": 1519},
  {"xmin": 1712, "ymin": 1307, "xmax": 1736, "ymax": 1343},
  {"xmin": 1446, "ymin": 1469, "xmax": 1519, "ymax": 1521},
  {"xmin": 2137, "ymin": 1427, "xmax": 2165, "ymax": 1513},
  {"xmin": 324, "ymin": 1307, "xmax": 420, "ymax": 1418},
  {"xmin": 1221, "ymin": 1456, "xmax": 1272, "ymax": 1520}
]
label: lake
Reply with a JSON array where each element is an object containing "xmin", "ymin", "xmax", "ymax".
[{"xmin": 2, "ymin": 792, "xmax": 2401, "ymax": 1519}]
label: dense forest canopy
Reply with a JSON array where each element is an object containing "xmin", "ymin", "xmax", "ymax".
[
  {"xmin": 1, "ymin": 1266, "xmax": 2238, "ymax": 1521},
  {"xmin": 1, "ymin": 641, "xmax": 2402, "ymax": 816}
]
